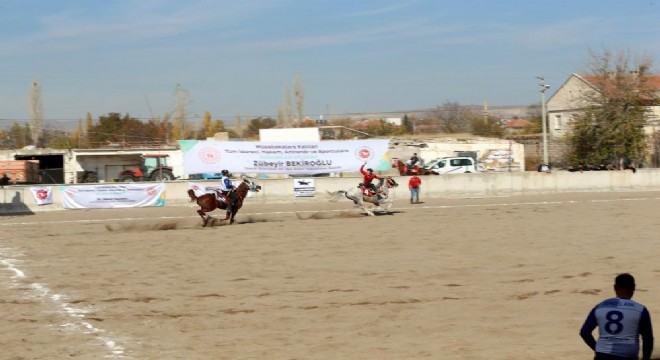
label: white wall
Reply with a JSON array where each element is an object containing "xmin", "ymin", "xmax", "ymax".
[{"xmin": 2, "ymin": 169, "xmax": 658, "ymax": 214}]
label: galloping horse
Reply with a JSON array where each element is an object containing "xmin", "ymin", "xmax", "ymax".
[
  {"xmin": 327, "ymin": 176, "xmax": 399, "ymax": 216},
  {"xmin": 187, "ymin": 178, "xmax": 261, "ymax": 226}
]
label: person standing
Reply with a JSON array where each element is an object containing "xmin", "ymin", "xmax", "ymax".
[
  {"xmin": 408, "ymin": 175, "xmax": 422, "ymax": 204},
  {"xmin": 0, "ymin": 173, "xmax": 10, "ymax": 188},
  {"xmin": 580, "ymin": 273, "xmax": 654, "ymax": 360},
  {"xmin": 218, "ymin": 169, "xmax": 237, "ymax": 213}
]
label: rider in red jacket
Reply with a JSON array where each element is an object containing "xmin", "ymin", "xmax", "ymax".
[{"xmin": 360, "ymin": 163, "xmax": 381, "ymax": 199}]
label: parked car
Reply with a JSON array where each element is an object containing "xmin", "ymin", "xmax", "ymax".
[{"xmin": 422, "ymin": 157, "xmax": 480, "ymax": 174}]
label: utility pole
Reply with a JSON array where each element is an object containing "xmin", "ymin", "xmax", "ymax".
[
  {"xmin": 537, "ymin": 77, "xmax": 550, "ymax": 164},
  {"xmin": 29, "ymin": 80, "xmax": 43, "ymax": 147},
  {"xmin": 483, "ymin": 101, "xmax": 488, "ymax": 124}
]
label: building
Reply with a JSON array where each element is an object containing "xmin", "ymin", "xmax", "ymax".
[
  {"xmin": 546, "ymin": 73, "xmax": 660, "ymax": 138},
  {"xmin": 503, "ymin": 119, "xmax": 532, "ymax": 135},
  {"xmin": 0, "ymin": 147, "xmax": 183, "ymax": 184}
]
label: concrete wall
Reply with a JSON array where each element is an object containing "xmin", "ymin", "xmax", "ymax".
[{"xmin": 2, "ymin": 169, "xmax": 658, "ymax": 215}]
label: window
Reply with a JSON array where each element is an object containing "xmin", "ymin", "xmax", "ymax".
[
  {"xmin": 555, "ymin": 115, "xmax": 562, "ymax": 130},
  {"xmin": 450, "ymin": 159, "xmax": 472, "ymax": 166}
]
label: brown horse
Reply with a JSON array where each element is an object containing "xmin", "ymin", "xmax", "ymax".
[
  {"xmin": 395, "ymin": 160, "xmax": 437, "ymax": 176},
  {"xmin": 187, "ymin": 178, "xmax": 261, "ymax": 226}
]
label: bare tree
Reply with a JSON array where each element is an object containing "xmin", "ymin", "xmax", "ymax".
[
  {"xmin": 83, "ymin": 112, "xmax": 94, "ymax": 148},
  {"xmin": 428, "ymin": 101, "xmax": 471, "ymax": 133},
  {"xmin": 283, "ymin": 86, "xmax": 293, "ymax": 126},
  {"xmin": 28, "ymin": 80, "xmax": 43, "ymax": 146},
  {"xmin": 171, "ymin": 84, "xmax": 192, "ymax": 140}
]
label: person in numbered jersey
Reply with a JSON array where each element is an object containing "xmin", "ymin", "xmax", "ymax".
[
  {"xmin": 218, "ymin": 169, "xmax": 237, "ymax": 214},
  {"xmin": 359, "ymin": 162, "xmax": 381, "ymax": 200},
  {"xmin": 580, "ymin": 273, "xmax": 654, "ymax": 360}
]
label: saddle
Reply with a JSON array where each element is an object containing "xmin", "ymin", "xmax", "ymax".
[
  {"xmin": 358, "ymin": 184, "xmax": 379, "ymax": 198},
  {"xmin": 215, "ymin": 190, "xmax": 230, "ymax": 204}
]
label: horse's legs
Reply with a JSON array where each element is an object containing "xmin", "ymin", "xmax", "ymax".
[
  {"xmin": 356, "ymin": 199, "xmax": 374, "ymax": 216},
  {"xmin": 227, "ymin": 201, "xmax": 243, "ymax": 224},
  {"xmin": 363, "ymin": 205, "xmax": 375, "ymax": 216},
  {"xmin": 197, "ymin": 209, "xmax": 209, "ymax": 227}
]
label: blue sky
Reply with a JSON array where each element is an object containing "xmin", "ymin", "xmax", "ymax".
[{"xmin": 1, "ymin": 0, "xmax": 659, "ymax": 128}]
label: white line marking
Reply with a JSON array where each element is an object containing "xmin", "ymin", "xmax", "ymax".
[{"xmin": 0, "ymin": 246, "xmax": 130, "ymax": 359}]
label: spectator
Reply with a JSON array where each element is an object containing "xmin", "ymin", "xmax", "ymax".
[
  {"xmin": 409, "ymin": 153, "xmax": 420, "ymax": 166},
  {"xmin": 537, "ymin": 163, "xmax": 551, "ymax": 173},
  {"xmin": 408, "ymin": 175, "xmax": 422, "ymax": 204},
  {"xmin": 0, "ymin": 173, "xmax": 10, "ymax": 188},
  {"xmin": 407, "ymin": 153, "xmax": 420, "ymax": 172}
]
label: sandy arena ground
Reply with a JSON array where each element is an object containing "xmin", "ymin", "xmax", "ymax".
[{"xmin": 2, "ymin": 191, "xmax": 660, "ymax": 360}]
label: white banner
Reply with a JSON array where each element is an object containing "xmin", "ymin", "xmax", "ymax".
[
  {"xmin": 29, "ymin": 186, "xmax": 53, "ymax": 206},
  {"xmin": 60, "ymin": 183, "xmax": 166, "ymax": 209},
  {"xmin": 188, "ymin": 182, "xmax": 218, "ymax": 198},
  {"xmin": 183, "ymin": 140, "xmax": 391, "ymax": 175}
]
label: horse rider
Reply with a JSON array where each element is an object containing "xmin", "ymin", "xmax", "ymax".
[
  {"xmin": 407, "ymin": 152, "xmax": 420, "ymax": 172},
  {"xmin": 218, "ymin": 169, "xmax": 238, "ymax": 213},
  {"xmin": 359, "ymin": 162, "xmax": 382, "ymax": 201}
]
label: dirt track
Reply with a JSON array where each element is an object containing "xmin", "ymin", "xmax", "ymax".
[{"xmin": 2, "ymin": 191, "xmax": 660, "ymax": 359}]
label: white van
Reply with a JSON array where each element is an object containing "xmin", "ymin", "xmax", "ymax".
[{"xmin": 423, "ymin": 157, "xmax": 479, "ymax": 174}]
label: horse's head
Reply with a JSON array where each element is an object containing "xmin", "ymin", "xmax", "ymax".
[
  {"xmin": 241, "ymin": 178, "xmax": 262, "ymax": 192},
  {"xmin": 385, "ymin": 176, "xmax": 398, "ymax": 188}
]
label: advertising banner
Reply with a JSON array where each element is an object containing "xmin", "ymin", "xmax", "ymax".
[
  {"xmin": 60, "ymin": 183, "xmax": 166, "ymax": 209},
  {"xmin": 293, "ymin": 178, "xmax": 315, "ymax": 197},
  {"xmin": 183, "ymin": 140, "xmax": 391, "ymax": 175},
  {"xmin": 29, "ymin": 186, "xmax": 53, "ymax": 205}
]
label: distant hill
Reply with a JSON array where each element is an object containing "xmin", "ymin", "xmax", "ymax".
[{"xmin": 337, "ymin": 105, "xmax": 530, "ymax": 121}]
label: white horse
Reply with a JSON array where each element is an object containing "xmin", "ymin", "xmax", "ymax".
[{"xmin": 327, "ymin": 177, "xmax": 399, "ymax": 216}]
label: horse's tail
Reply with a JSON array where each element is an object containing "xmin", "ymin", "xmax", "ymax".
[
  {"xmin": 326, "ymin": 190, "xmax": 346, "ymax": 202},
  {"xmin": 187, "ymin": 189, "xmax": 197, "ymax": 202}
]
